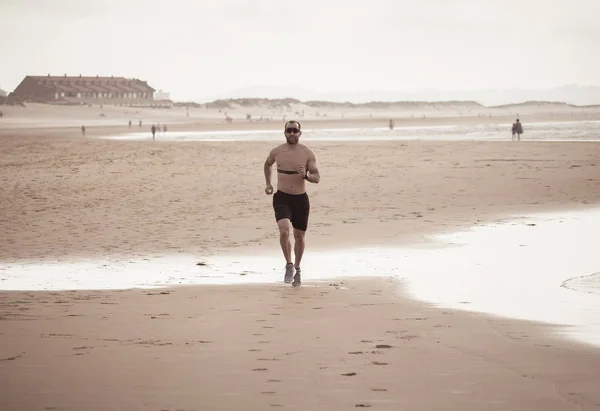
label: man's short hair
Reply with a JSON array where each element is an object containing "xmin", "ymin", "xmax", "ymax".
[{"xmin": 285, "ymin": 120, "xmax": 301, "ymax": 130}]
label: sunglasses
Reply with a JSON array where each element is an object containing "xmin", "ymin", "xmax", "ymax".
[{"xmin": 285, "ymin": 127, "xmax": 300, "ymax": 134}]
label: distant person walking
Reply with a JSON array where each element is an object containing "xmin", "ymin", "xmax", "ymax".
[
  {"xmin": 163, "ymin": 124, "xmax": 167, "ymax": 135},
  {"xmin": 389, "ymin": 119, "xmax": 395, "ymax": 130},
  {"xmin": 151, "ymin": 125, "xmax": 157, "ymax": 141},
  {"xmin": 81, "ymin": 125, "xmax": 86, "ymax": 136},
  {"xmin": 512, "ymin": 119, "xmax": 523, "ymax": 141}
]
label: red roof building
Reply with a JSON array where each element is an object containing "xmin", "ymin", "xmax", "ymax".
[{"xmin": 11, "ymin": 74, "xmax": 157, "ymax": 105}]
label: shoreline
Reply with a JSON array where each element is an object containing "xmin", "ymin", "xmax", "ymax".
[
  {"xmin": 2, "ymin": 206, "xmax": 599, "ymax": 350},
  {"xmin": 2, "ymin": 110, "xmax": 600, "ymax": 139}
]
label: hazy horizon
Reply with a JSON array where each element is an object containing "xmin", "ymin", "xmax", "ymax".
[{"xmin": 1, "ymin": 0, "xmax": 599, "ymax": 103}]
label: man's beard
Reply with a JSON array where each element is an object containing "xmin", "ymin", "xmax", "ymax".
[{"xmin": 286, "ymin": 136, "xmax": 298, "ymax": 144}]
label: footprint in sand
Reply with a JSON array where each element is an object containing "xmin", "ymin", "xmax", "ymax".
[
  {"xmin": 1, "ymin": 354, "xmax": 24, "ymax": 361},
  {"xmin": 399, "ymin": 335, "xmax": 418, "ymax": 341},
  {"xmin": 341, "ymin": 372, "xmax": 357, "ymax": 376},
  {"xmin": 371, "ymin": 361, "xmax": 388, "ymax": 366}
]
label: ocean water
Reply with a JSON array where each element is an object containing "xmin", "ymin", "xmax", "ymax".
[
  {"xmin": 1, "ymin": 209, "xmax": 599, "ymax": 348},
  {"xmin": 101, "ymin": 120, "xmax": 600, "ymax": 142}
]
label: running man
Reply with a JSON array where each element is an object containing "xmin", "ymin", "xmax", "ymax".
[{"xmin": 264, "ymin": 121, "xmax": 321, "ymax": 287}]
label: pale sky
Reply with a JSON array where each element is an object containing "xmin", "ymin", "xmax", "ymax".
[{"xmin": 1, "ymin": 0, "xmax": 599, "ymax": 101}]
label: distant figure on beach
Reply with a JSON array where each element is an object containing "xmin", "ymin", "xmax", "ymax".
[
  {"xmin": 389, "ymin": 119, "xmax": 395, "ymax": 130},
  {"xmin": 263, "ymin": 120, "xmax": 321, "ymax": 287},
  {"xmin": 151, "ymin": 125, "xmax": 156, "ymax": 141},
  {"xmin": 81, "ymin": 125, "xmax": 86, "ymax": 136},
  {"xmin": 128, "ymin": 120, "xmax": 132, "ymax": 129},
  {"xmin": 163, "ymin": 124, "xmax": 167, "ymax": 135},
  {"xmin": 139, "ymin": 119, "xmax": 142, "ymax": 128},
  {"xmin": 512, "ymin": 119, "xmax": 523, "ymax": 141}
]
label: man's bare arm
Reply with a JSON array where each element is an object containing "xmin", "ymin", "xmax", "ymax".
[
  {"xmin": 305, "ymin": 151, "xmax": 320, "ymax": 184},
  {"xmin": 264, "ymin": 149, "xmax": 276, "ymax": 186}
]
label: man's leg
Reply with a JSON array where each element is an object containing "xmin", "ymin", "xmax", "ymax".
[
  {"xmin": 277, "ymin": 219, "xmax": 293, "ymax": 264},
  {"xmin": 277, "ymin": 219, "xmax": 294, "ymax": 283},
  {"xmin": 291, "ymin": 228, "xmax": 306, "ymax": 287},
  {"xmin": 293, "ymin": 228, "xmax": 306, "ymax": 270}
]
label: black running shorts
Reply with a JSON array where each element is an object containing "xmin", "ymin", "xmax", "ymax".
[{"xmin": 273, "ymin": 191, "xmax": 310, "ymax": 231}]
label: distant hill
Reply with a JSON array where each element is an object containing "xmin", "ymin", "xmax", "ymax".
[
  {"xmin": 194, "ymin": 84, "xmax": 600, "ymax": 107},
  {"xmin": 174, "ymin": 98, "xmax": 596, "ymax": 111}
]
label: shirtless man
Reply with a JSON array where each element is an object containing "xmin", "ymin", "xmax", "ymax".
[{"xmin": 264, "ymin": 121, "xmax": 321, "ymax": 287}]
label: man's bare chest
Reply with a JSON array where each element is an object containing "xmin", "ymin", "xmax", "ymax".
[{"xmin": 275, "ymin": 150, "xmax": 309, "ymax": 170}]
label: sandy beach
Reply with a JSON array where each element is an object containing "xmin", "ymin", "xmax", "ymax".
[
  {"xmin": 2, "ymin": 104, "xmax": 600, "ymax": 410},
  {"xmin": 3, "ymin": 279, "xmax": 600, "ymax": 411}
]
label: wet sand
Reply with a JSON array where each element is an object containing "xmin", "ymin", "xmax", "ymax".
[{"xmin": 2, "ymin": 279, "xmax": 600, "ymax": 411}]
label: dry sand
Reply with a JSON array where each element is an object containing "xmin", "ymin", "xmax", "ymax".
[
  {"xmin": 1, "ymin": 105, "xmax": 600, "ymax": 410},
  {"xmin": 1, "ymin": 132, "xmax": 599, "ymax": 261}
]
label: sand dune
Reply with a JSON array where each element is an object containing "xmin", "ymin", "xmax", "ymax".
[{"xmin": 1, "ymin": 99, "xmax": 599, "ymax": 132}]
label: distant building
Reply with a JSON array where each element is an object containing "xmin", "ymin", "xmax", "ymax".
[{"xmin": 10, "ymin": 74, "xmax": 156, "ymax": 105}]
